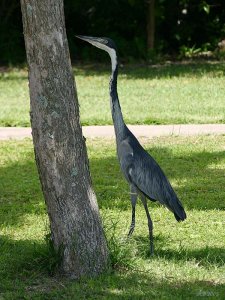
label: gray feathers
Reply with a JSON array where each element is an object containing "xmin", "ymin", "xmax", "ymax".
[{"xmin": 118, "ymin": 128, "xmax": 186, "ymax": 221}]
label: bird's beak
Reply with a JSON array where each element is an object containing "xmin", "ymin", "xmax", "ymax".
[
  {"xmin": 76, "ymin": 35, "xmax": 98, "ymax": 45},
  {"xmin": 76, "ymin": 35, "xmax": 113, "ymax": 56},
  {"xmin": 75, "ymin": 35, "xmax": 109, "ymax": 52}
]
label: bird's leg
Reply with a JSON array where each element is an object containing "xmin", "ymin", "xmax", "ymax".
[
  {"xmin": 128, "ymin": 185, "xmax": 138, "ymax": 237},
  {"xmin": 140, "ymin": 194, "xmax": 154, "ymax": 256}
]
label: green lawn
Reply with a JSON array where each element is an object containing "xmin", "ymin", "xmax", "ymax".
[
  {"xmin": 0, "ymin": 135, "xmax": 225, "ymax": 299},
  {"xmin": 0, "ymin": 62, "xmax": 225, "ymax": 127}
]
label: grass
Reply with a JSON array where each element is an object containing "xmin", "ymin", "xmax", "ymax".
[
  {"xmin": 0, "ymin": 135, "xmax": 225, "ymax": 299},
  {"xmin": 0, "ymin": 61, "xmax": 225, "ymax": 127}
]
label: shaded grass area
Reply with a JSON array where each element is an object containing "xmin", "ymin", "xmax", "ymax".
[
  {"xmin": 0, "ymin": 61, "xmax": 225, "ymax": 127},
  {"xmin": 0, "ymin": 136, "xmax": 225, "ymax": 299}
]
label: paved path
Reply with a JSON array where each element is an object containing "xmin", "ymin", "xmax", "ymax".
[{"xmin": 0, "ymin": 124, "xmax": 225, "ymax": 140}]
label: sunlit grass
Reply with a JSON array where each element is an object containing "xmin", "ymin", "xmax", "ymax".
[
  {"xmin": 0, "ymin": 135, "xmax": 225, "ymax": 298},
  {"xmin": 1, "ymin": 62, "xmax": 225, "ymax": 127}
]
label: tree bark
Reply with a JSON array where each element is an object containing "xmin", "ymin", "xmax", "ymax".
[
  {"xmin": 146, "ymin": 0, "xmax": 155, "ymax": 51},
  {"xmin": 20, "ymin": 0, "xmax": 108, "ymax": 278}
]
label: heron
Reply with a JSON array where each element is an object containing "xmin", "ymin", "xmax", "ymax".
[{"xmin": 76, "ymin": 35, "xmax": 187, "ymax": 255}]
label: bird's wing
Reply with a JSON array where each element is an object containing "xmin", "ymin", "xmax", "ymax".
[
  {"xmin": 117, "ymin": 139, "xmax": 135, "ymax": 182},
  {"xmin": 118, "ymin": 140, "xmax": 186, "ymax": 220},
  {"xmin": 130, "ymin": 153, "xmax": 165, "ymax": 202},
  {"xmin": 118, "ymin": 140, "xmax": 160, "ymax": 201},
  {"xmin": 122, "ymin": 144, "xmax": 176, "ymax": 206},
  {"xmin": 132, "ymin": 152, "xmax": 187, "ymax": 219}
]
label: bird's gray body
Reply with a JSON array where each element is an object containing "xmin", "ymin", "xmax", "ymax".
[
  {"xmin": 117, "ymin": 125, "xmax": 186, "ymax": 221},
  {"xmin": 76, "ymin": 35, "xmax": 187, "ymax": 254}
]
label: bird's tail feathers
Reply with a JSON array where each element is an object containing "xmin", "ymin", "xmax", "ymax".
[
  {"xmin": 174, "ymin": 209, "xmax": 186, "ymax": 222},
  {"xmin": 169, "ymin": 194, "xmax": 187, "ymax": 222}
]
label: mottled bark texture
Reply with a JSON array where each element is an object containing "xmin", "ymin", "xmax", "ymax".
[{"xmin": 20, "ymin": 0, "xmax": 108, "ymax": 278}]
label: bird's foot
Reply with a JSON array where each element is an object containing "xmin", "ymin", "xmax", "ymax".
[
  {"xmin": 128, "ymin": 225, "xmax": 135, "ymax": 237},
  {"xmin": 149, "ymin": 245, "xmax": 154, "ymax": 256}
]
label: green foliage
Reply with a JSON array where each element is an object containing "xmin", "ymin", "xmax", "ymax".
[
  {"xmin": 103, "ymin": 215, "xmax": 138, "ymax": 270},
  {"xmin": 179, "ymin": 45, "xmax": 202, "ymax": 58},
  {"xmin": 0, "ymin": 0, "xmax": 25, "ymax": 64},
  {"xmin": 1, "ymin": 0, "xmax": 225, "ymax": 63},
  {"xmin": 199, "ymin": 1, "xmax": 210, "ymax": 14},
  {"xmin": 0, "ymin": 136, "xmax": 225, "ymax": 298},
  {"xmin": 43, "ymin": 233, "xmax": 63, "ymax": 276}
]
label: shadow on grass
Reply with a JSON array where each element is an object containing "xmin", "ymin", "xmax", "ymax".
[
  {"xmin": 0, "ymin": 72, "xmax": 28, "ymax": 81},
  {"xmin": 1, "ymin": 62, "xmax": 225, "ymax": 91},
  {"xmin": 0, "ymin": 236, "xmax": 50, "ymax": 279},
  {"xmin": 0, "ymin": 140, "xmax": 225, "ymax": 228},
  {"xmin": 0, "ymin": 152, "xmax": 45, "ymax": 227},
  {"xmin": 90, "ymin": 145, "xmax": 225, "ymax": 211},
  {"xmin": 74, "ymin": 61, "xmax": 225, "ymax": 80},
  {"xmin": 0, "ymin": 235, "xmax": 224, "ymax": 299},
  {"xmin": 2, "ymin": 61, "xmax": 225, "ymax": 85},
  {"xmin": 133, "ymin": 235, "xmax": 225, "ymax": 268}
]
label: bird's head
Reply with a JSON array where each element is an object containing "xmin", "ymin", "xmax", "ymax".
[
  {"xmin": 76, "ymin": 35, "xmax": 117, "ymax": 52},
  {"xmin": 76, "ymin": 35, "xmax": 118, "ymax": 71}
]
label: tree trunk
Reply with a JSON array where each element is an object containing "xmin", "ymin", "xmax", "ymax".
[
  {"xmin": 146, "ymin": 0, "xmax": 155, "ymax": 51},
  {"xmin": 20, "ymin": 0, "xmax": 109, "ymax": 278}
]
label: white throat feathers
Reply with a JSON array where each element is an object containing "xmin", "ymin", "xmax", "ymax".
[
  {"xmin": 89, "ymin": 41, "xmax": 117, "ymax": 72},
  {"xmin": 108, "ymin": 48, "xmax": 117, "ymax": 72},
  {"xmin": 88, "ymin": 39, "xmax": 124, "ymax": 139}
]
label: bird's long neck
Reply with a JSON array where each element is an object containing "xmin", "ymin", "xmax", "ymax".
[{"xmin": 109, "ymin": 50, "xmax": 126, "ymax": 142}]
